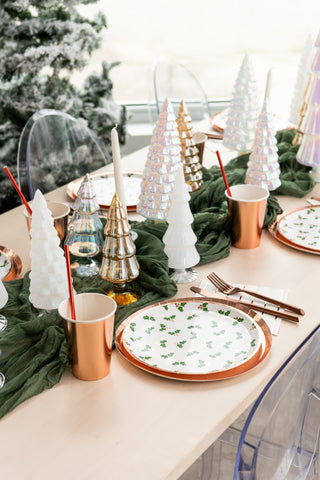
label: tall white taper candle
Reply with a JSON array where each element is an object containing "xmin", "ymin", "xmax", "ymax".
[
  {"xmin": 111, "ymin": 126, "xmax": 127, "ymax": 213},
  {"xmin": 264, "ymin": 68, "xmax": 272, "ymax": 103}
]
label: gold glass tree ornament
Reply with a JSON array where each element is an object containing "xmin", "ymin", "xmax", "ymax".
[
  {"xmin": 177, "ymin": 100, "xmax": 203, "ymax": 192},
  {"xmin": 292, "ymin": 73, "xmax": 312, "ymax": 146},
  {"xmin": 99, "ymin": 194, "xmax": 140, "ymax": 306}
]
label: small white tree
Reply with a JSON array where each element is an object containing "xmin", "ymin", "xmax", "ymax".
[
  {"xmin": 163, "ymin": 166, "xmax": 200, "ymax": 283},
  {"xmin": 29, "ymin": 190, "xmax": 69, "ymax": 310},
  {"xmin": 223, "ymin": 54, "xmax": 259, "ymax": 153},
  {"xmin": 245, "ymin": 99, "xmax": 281, "ymax": 191}
]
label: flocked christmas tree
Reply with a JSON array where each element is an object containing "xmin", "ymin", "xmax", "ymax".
[
  {"xmin": 177, "ymin": 100, "xmax": 203, "ymax": 192},
  {"xmin": 289, "ymin": 35, "xmax": 314, "ymax": 126},
  {"xmin": 65, "ymin": 173, "xmax": 103, "ymax": 275},
  {"xmin": 245, "ymin": 99, "xmax": 281, "ymax": 191},
  {"xmin": 0, "ymin": 0, "xmax": 126, "ymax": 213},
  {"xmin": 29, "ymin": 190, "xmax": 69, "ymax": 310},
  {"xmin": 163, "ymin": 165, "xmax": 200, "ymax": 284},
  {"xmin": 297, "ymin": 30, "xmax": 320, "ymax": 181},
  {"xmin": 99, "ymin": 194, "xmax": 140, "ymax": 305},
  {"xmin": 137, "ymin": 97, "xmax": 182, "ymax": 220},
  {"xmin": 223, "ymin": 54, "xmax": 259, "ymax": 153}
]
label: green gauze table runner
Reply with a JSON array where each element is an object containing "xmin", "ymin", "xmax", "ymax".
[{"xmin": 0, "ymin": 129, "xmax": 314, "ymax": 419}]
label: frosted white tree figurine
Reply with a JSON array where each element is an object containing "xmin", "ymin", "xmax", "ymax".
[
  {"xmin": 289, "ymin": 35, "xmax": 314, "ymax": 126},
  {"xmin": 223, "ymin": 54, "xmax": 259, "ymax": 153},
  {"xmin": 296, "ymin": 30, "xmax": 320, "ymax": 181},
  {"xmin": 245, "ymin": 72, "xmax": 281, "ymax": 191},
  {"xmin": 137, "ymin": 97, "xmax": 182, "ymax": 220},
  {"xmin": 163, "ymin": 166, "xmax": 200, "ymax": 283},
  {"xmin": 29, "ymin": 190, "xmax": 69, "ymax": 310}
]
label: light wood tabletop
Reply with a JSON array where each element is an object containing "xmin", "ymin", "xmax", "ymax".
[{"xmin": 1, "ymin": 143, "xmax": 320, "ymax": 480}]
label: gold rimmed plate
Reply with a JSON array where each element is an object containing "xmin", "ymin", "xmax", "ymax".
[
  {"xmin": 115, "ymin": 297, "xmax": 272, "ymax": 382},
  {"xmin": 67, "ymin": 171, "xmax": 142, "ymax": 211},
  {"xmin": 0, "ymin": 246, "xmax": 22, "ymax": 281},
  {"xmin": 268, "ymin": 206, "xmax": 320, "ymax": 255}
]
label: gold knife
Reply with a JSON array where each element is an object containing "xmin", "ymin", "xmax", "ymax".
[{"xmin": 190, "ymin": 286, "xmax": 300, "ymax": 323}]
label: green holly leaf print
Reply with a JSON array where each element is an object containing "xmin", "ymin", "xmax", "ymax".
[
  {"xmin": 177, "ymin": 302, "xmax": 187, "ymax": 312},
  {"xmin": 129, "ymin": 322, "xmax": 136, "ymax": 332},
  {"xmin": 164, "ymin": 315, "xmax": 176, "ymax": 321},
  {"xmin": 160, "ymin": 340, "xmax": 167, "ymax": 348},
  {"xmin": 213, "ymin": 329, "xmax": 226, "ymax": 336},
  {"xmin": 223, "ymin": 360, "xmax": 233, "ymax": 369},
  {"xmin": 168, "ymin": 329, "xmax": 181, "ymax": 336},
  {"xmin": 142, "ymin": 345, "xmax": 151, "ymax": 352},
  {"xmin": 177, "ymin": 341, "xmax": 187, "ymax": 348},
  {"xmin": 159, "ymin": 324, "xmax": 167, "ymax": 331},
  {"xmin": 139, "ymin": 355, "xmax": 152, "ymax": 361},
  {"xmin": 187, "ymin": 313, "xmax": 199, "ymax": 320},
  {"xmin": 145, "ymin": 327, "xmax": 155, "ymax": 334},
  {"xmin": 234, "ymin": 350, "xmax": 248, "ymax": 357},
  {"xmin": 307, "ymin": 209, "xmax": 315, "ymax": 214},
  {"xmin": 190, "ymin": 331, "xmax": 198, "ymax": 340},
  {"xmin": 187, "ymin": 324, "xmax": 201, "ymax": 330},
  {"xmin": 202, "ymin": 303, "xmax": 209, "ymax": 312},
  {"xmin": 163, "ymin": 305, "xmax": 169, "ymax": 310},
  {"xmin": 218, "ymin": 309, "xmax": 231, "ymax": 316},
  {"xmin": 198, "ymin": 359, "xmax": 206, "ymax": 368},
  {"xmin": 250, "ymin": 339, "xmax": 256, "ymax": 347},
  {"xmin": 251, "ymin": 323, "xmax": 256, "ymax": 329},
  {"xmin": 187, "ymin": 350, "xmax": 200, "ymax": 356},
  {"xmin": 211, "ymin": 320, "xmax": 218, "ymax": 328},
  {"xmin": 235, "ymin": 332, "xmax": 243, "ymax": 339},
  {"xmin": 0, "ymin": 259, "xmax": 8, "ymax": 268},
  {"xmin": 209, "ymin": 352, "xmax": 222, "ymax": 358},
  {"xmin": 161, "ymin": 352, "xmax": 174, "ymax": 359},
  {"xmin": 172, "ymin": 361, "xmax": 186, "ymax": 366},
  {"xmin": 129, "ymin": 336, "xmax": 142, "ymax": 342},
  {"xmin": 223, "ymin": 341, "xmax": 232, "ymax": 349},
  {"xmin": 233, "ymin": 317, "xmax": 244, "ymax": 323},
  {"xmin": 143, "ymin": 315, "xmax": 156, "ymax": 321},
  {"xmin": 206, "ymin": 341, "xmax": 213, "ymax": 349}
]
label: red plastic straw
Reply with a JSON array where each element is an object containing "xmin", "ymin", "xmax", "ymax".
[
  {"xmin": 4, "ymin": 166, "xmax": 33, "ymax": 215},
  {"xmin": 64, "ymin": 245, "xmax": 76, "ymax": 320},
  {"xmin": 216, "ymin": 150, "xmax": 232, "ymax": 197}
]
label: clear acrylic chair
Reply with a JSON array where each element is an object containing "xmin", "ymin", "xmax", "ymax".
[
  {"xmin": 17, "ymin": 109, "xmax": 109, "ymax": 201},
  {"xmin": 179, "ymin": 324, "xmax": 320, "ymax": 480},
  {"xmin": 151, "ymin": 60, "xmax": 210, "ymax": 124}
]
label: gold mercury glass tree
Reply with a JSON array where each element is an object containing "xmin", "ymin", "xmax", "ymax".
[
  {"xmin": 99, "ymin": 193, "xmax": 140, "ymax": 306},
  {"xmin": 177, "ymin": 100, "xmax": 203, "ymax": 192}
]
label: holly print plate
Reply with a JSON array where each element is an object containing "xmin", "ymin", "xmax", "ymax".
[
  {"xmin": 115, "ymin": 297, "xmax": 272, "ymax": 382},
  {"xmin": 269, "ymin": 206, "xmax": 320, "ymax": 255},
  {"xmin": 67, "ymin": 171, "xmax": 142, "ymax": 210}
]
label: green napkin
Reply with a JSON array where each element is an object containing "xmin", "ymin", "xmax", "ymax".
[{"xmin": 0, "ymin": 129, "xmax": 315, "ymax": 419}]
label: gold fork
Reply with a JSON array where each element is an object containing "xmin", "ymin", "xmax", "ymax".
[{"xmin": 207, "ymin": 272, "xmax": 305, "ymax": 316}]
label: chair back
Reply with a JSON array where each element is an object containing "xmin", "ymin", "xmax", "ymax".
[
  {"xmin": 17, "ymin": 109, "xmax": 109, "ymax": 200},
  {"xmin": 152, "ymin": 60, "xmax": 210, "ymax": 123},
  {"xmin": 234, "ymin": 324, "xmax": 320, "ymax": 479}
]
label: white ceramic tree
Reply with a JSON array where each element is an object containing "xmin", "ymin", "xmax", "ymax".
[
  {"xmin": 29, "ymin": 189, "xmax": 69, "ymax": 309},
  {"xmin": 245, "ymin": 98, "xmax": 281, "ymax": 191},
  {"xmin": 163, "ymin": 165, "xmax": 200, "ymax": 283},
  {"xmin": 289, "ymin": 35, "xmax": 314, "ymax": 126},
  {"xmin": 223, "ymin": 54, "xmax": 259, "ymax": 153},
  {"xmin": 296, "ymin": 30, "xmax": 320, "ymax": 181},
  {"xmin": 137, "ymin": 97, "xmax": 182, "ymax": 220}
]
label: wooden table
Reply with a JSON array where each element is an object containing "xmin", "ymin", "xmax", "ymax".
[{"xmin": 1, "ymin": 144, "xmax": 320, "ymax": 480}]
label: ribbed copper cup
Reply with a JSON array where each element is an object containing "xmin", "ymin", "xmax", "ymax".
[
  {"xmin": 58, "ymin": 293, "xmax": 117, "ymax": 381},
  {"xmin": 24, "ymin": 201, "xmax": 70, "ymax": 247},
  {"xmin": 226, "ymin": 184, "xmax": 269, "ymax": 249}
]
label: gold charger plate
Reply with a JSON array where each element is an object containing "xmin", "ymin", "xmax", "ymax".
[
  {"xmin": 66, "ymin": 171, "xmax": 142, "ymax": 211},
  {"xmin": 0, "ymin": 246, "xmax": 22, "ymax": 281},
  {"xmin": 115, "ymin": 297, "xmax": 272, "ymax": 382},
  {"xmin": 268, "ymin": 206, "xmax": 320, "ymax": 255}
]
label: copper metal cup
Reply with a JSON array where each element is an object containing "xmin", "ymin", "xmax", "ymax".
[
  {"xmin": 226, "ymin": 184, "xmax": 269, "ymax": 249},
  {"xmin": 192, "ymin": 132, "xmax": 207, "ymax": 165},
  {"xmin": 58, "ymin": 293, "xmax": 117, "ymax": 381},
  {"xmin": 24, "ymin": 201, "xmax": 70, "ymax": 247}
]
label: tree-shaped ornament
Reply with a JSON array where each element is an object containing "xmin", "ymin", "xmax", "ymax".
[
  {"xmin": 163, "ymin": 166, "xmax": 200, "ymax": 283},
  {"xmin": 177, "ymin": 100, "xmax": 203, "ymax": 192},
  {"xmin": 292, "ymin": 74, "xmax": 312, "ymax": 146},
  {"xmin": 223, "ymin": 54, "xmax": 259, "ymax": 153},
  {"xmin": 245, "ymin": 72, "xmax": 281, "ymax": 191},
  {"xmin": 137, "ymin": 97, "xmax": 182, "ymax": 220},
  {"xmin": 99, "ymin": 194, "xmax": 140, "ymax": 305},
  {"xmin": 296, "ymin": 30, "xmax": 320, "ymax": 181},
  {"xmin": 65, "ymin": 174, "xmax": 104, "ymax": 276},
  {"xmin": 29, "ymin": 190, "xmax": 69, "ymax": 310},
  {"xmin": 289, "ymin": 35, "xmax": 314, "ymax": 126}
]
